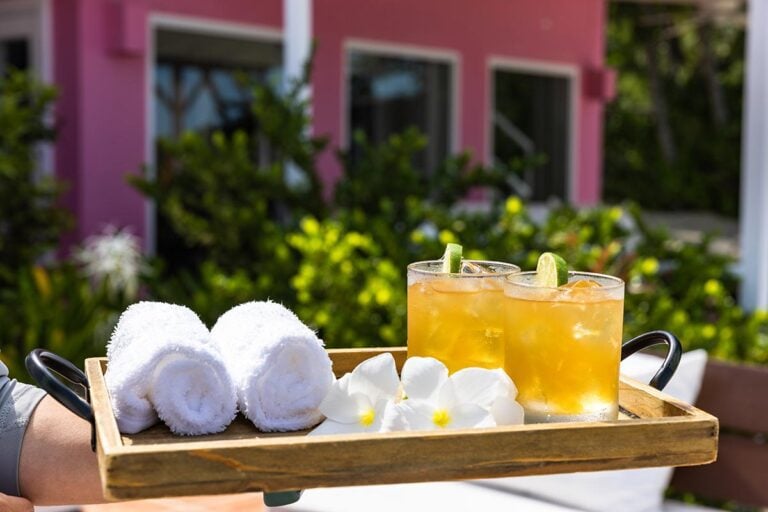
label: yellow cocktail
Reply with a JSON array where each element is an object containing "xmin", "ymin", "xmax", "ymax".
[
  {"xmin": 504, "ymin": 272, "xmax": 625, "ymax": 423},
  {"xmin": 407, "ymin": 260, "xmax": 520, "ymax": 373}
]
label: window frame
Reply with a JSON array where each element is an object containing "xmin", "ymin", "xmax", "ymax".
[
  {"xmin": 341, "ymin": 39, "xmax": 460, "ymax": 159},
  {"xmin": 0, "ymin": 0, "xmax": 51, "ymax": 80},
  {"xmin": 486, "ymin": 56, "xmax": 579, "ymax": 203}
]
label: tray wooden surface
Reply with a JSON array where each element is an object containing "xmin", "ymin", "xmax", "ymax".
[{"xmin": 85, "ymin": 347, "xmax": 719, "ymax": 501}]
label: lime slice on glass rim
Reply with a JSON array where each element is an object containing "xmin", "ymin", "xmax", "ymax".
[
  {"xmin": 441, "ymin": 243, "xmax": 463, "ymax": 273},
  {"xmin": 536, "ymin": 252, "xmax": 568, "ymax": 287}
]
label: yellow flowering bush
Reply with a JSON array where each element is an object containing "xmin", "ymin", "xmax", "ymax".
[{"xmin": 287, "ymin": 217, "xmax": 406, "ymax": 348}]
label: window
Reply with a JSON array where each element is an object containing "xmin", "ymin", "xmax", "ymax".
[
  {"xmin": 155, "ymin": 29, "xmax": 282, "ymax": 141},
  {"xmin": 492, "ymin": 68, "xmax": 571, "ymax": 201},
  {"xmin": 0, "ymin": 38, "xmax": 29, "ymax": 75},
  {"xmin": 0, "ymin": 0, "xmax": 47, "ymax": 79},
  {"xmin": 152, "ymin": 27, "xmax": 282, "ymax": 261},
  {"xmin": 348, "ymin": 49, "xmax": 452, "ymax": 172}
]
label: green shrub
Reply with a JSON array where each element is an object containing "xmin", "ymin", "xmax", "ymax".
[
  {"xmin": 142, "ymin": 260, "xmax": 271, "ymax": 328},
  {"xmin": 604, "ymin": 3, "xmax": 744, "ymax": 216},
  {"xmin": 0, "ymin": 263, "xmax": 127, "ymax": 381},
  {"xmin": 130, "ymin": 71, "xmax": 328, "ymax": 306},
  {"xmin": 287, "ymin": 216, "xmax": 405, "ymax": 348},
  {"xmin": 0, "ymin": 71, "xmax": 69, "ymax": 286},
  {"xmin": 0, "ymin": 73, "xmax": 134, "ymax": 381},
  {"xmin": 125, "ymin": 61, "xmax": 767, "ymax": 365}
]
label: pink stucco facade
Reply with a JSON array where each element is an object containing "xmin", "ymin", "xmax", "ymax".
[{"xmin": 44, "ymin": 0, "xmax": 612, "ymax": 248}]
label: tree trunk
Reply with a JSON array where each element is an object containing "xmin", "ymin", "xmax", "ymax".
[
  {"xmin": 698, "ymin": 20, "xmax": 729, "ymax": 126},
  {"xmin": 645, "ymin": 37, "xmax": 677, "ymax": 163}
]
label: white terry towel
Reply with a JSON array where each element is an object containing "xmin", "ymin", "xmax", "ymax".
[
  {"xmin": 105, "ymin": 301, "xmax": 238, "ymax": 435},
  {"xmin": 211, "ymin": 301, "xmax": 334, "ymax": 432}
]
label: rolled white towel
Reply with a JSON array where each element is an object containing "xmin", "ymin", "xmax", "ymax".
[
  {"xmin": 211, "ymin": 301, "xmax": 334, "ymax": 432},
  {"xmin": 105, "ymin": 301, "xmax": 238, "ymax": 435}
]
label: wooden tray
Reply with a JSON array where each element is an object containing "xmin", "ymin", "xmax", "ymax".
[{"xmin": 85, "ymin": 347, "xmax": 719, "ymax": 501}]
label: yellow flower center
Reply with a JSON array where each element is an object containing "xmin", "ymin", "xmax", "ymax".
[
  {"xmin": 432, "ymin": 409, "xmax": 452, "ymax": 428},
  {"xmin": 359, "ymin": 408, "xmax": 376, "ymax": 427}
]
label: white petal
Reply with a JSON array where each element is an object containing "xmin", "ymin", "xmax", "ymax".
[
  {"xmin": 491, "ymin": 396, "xmax": 525, "ymax": 425},
  {"xmin": 449, "ymin": 403, "xmax": 495, "ymax": 429},
  {"xmin": 437, "ymin": 378, "xmax": 460, "ymax": 409},
  {"xmin": 308, "ymin": 419, "xmax": 367, "ymax": 436},
  {"xmin": 367, "ymin": 398, "xmax": 393, "ymax": 432},
  {"xmin": 491, "ymin": 369, "xmax": 519, "ymax": 399},
  {"xmin": 319, "ymin": 387, "xmax": 371, "ymax": 424},
  {"xmin": 450, "ymin": 368, "xmax": 508, "ymax": 408},
  {"xmin": 349, "ymin": 353, "xmax": 400, "ymax": 402},
  {"xmin": 379, "ymin": 401, "xmax": 410, "ymax": 432},
  {"xmin": 401, "ymin": 357, "xmax": 448, "ymax": 402},
  {"xmin": 398, "ymin": 401, "xmax": 437, "ymax": 431}
]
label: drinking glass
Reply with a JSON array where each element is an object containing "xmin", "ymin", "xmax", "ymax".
[
  {"xmin": 504, "ymin": 271, "xmax": 625, "ymax": 423},
  {"xmin": 407, "ymin": 260, "xmax": 520, "ymax": 373}
]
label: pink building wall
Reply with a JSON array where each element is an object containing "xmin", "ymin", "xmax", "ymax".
[
  {"xmin": 52, "ymin": 0, "xmax": 283, "ymax": 247},
  {"xmin": 313, "ymin": 0, "xmax": 610, "ymax": 203},
  {"xmin": 50, "ymin": 0, "xmax": 610, "ymax": 248}
]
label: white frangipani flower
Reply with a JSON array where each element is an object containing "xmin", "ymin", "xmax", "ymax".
[
  {"xmin": 309, "ymin": 353, "xmax": 402, "ymax": 435},
  {"xmin": 398, "ymin": 357, "xmax": 524, "ymax": 431}
]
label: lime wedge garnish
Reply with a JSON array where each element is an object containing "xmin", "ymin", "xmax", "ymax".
[
  {"xmin": 536, "ymin": 252, "xmax": 568, "ymax": 287},
  {"xmin": 441, "ymin": 243, "xmax": 463, "ymax": 273}
]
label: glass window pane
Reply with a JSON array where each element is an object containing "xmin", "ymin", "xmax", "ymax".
[
  {"xmin": 180, "ymin": 66, "xmax": 203, "ymax": 100},
  {"xmin": 155, "ymin": 99, "xmax": 173, "ymax": 139},
  {"xmin": 154, "ymin": 29, "xmax": 282, "ymax": 139},
  {"xmin": 211, "ymin": 69, "xmax": 243, "ymax": 103},
  {"xmin": 155, "ymin": 63, "xmax": 174, "ymax": 99},
  {"xmin": 348, "ymin": 50, "xmax": 452, "ymax": 172},
  {"xmin": 492, "ymin": 70, "xmax": 570, "ymax": 201},
  {"xmin": 0, "ymin": 38, "xmax": 29, "ymax": 76},
  {"xmin": 184, "ymin": 87, "xmax": 218, "ymax": 133}
]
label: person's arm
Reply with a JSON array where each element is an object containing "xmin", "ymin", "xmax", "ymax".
[{"xmin": 19, "ymin": 395, "xmax": 104, "ymax": 505}]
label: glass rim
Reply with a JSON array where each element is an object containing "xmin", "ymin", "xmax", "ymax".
[
  {"xmin": 407, "ymin": 259, "xmax": 521, "ymax": 277},
  {"xmin": 505, "ymin": 270, "xmax": 625, "ymax": 290}
]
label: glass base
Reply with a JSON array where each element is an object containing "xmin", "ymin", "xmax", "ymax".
[{"xmin": 522, "ymin": 402, "xmax": 618, "ymax": 424}]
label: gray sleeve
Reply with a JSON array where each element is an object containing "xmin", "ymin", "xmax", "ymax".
[
  {"xmin": 0, "ymin": 361, "xmax": 7, "ymax": 377},
  {"xmin": 0, "ymin": 376, "xmax": 46, "ymax": 496}
]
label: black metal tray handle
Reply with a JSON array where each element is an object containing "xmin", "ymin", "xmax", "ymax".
[
  {"xmin": 620, "ymin": 330, "xmax": 682, "ymax": 391},
  {"xmin": 25, "ymin": 349, "xmax": 95, "ymax": 450}
]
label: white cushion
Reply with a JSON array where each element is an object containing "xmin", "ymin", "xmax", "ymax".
[{"xmin": 476, "ymin": 349, "xmax": 708, "ymax": 512}]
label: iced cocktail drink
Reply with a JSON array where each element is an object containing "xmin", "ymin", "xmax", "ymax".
[
  {"xmin": 407, "ymin": 260, "xmax": 520, "ymax": 373},
  {"xmin": 504, "ymin": 272, "xmax": 625, "ymax": 423}
]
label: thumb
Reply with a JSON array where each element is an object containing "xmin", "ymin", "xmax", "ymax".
[{"xmin": 0, "ymin": 493, "xmax": 33, "ymax": 512}]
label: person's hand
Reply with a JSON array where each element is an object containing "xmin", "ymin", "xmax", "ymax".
[{"xmin": 0, "ymin": 493, "xmax": 33, "ymax": 512}]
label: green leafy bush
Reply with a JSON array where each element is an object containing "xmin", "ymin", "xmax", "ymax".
[
  {"xmin": 288, "ymin": 217, "xmax": 405, "ymax": 348},
  {"xmin": 3, "ymin": 67, "xmax": 766, "ymax": 387},
  {"xmin": 0, "ymin": 73, "xmax": 132, "ymax": 381},
  {"xmin": 141, "ymin": 260, "xmax": 268, "ymax": 327},
  {"xmin": 604, "ymin": 3, "xmax": 744, "ymax": 216},
  {"xmin": 0, "ymin": 71, "xmax": 69, "ymax": 286},
  {"xmin": 0, "ymin": 264, "xmax": 126, "ymax": 380},
  {"xmin": 130, "ymin": 71, "xmax": 328, "ymax": 306},
  {"xmin": 128, "ymin": 65, "xmax": 767, "ymax": 363}
]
